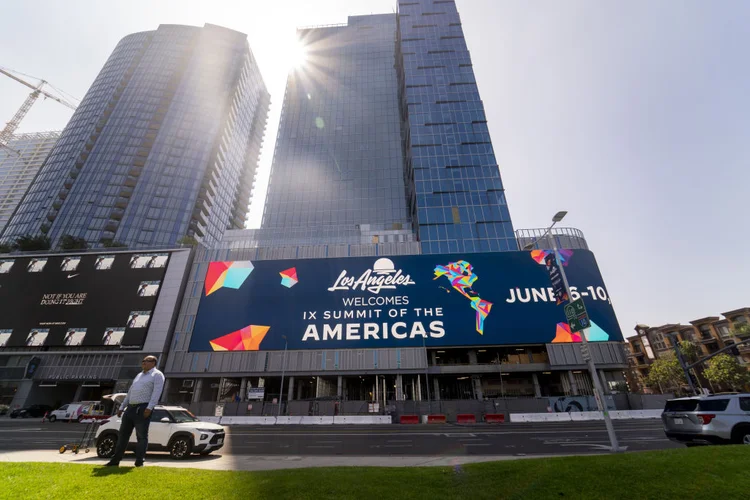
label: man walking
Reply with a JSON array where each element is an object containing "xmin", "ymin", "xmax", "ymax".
[{"xmin": 105, "ymin": 355, "xmax": 165, "ymax": 467}]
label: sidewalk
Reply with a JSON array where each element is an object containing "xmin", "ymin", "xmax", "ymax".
[{"xmin": 0, "ymin": 450, "xmax": 551, "ymax": 471}]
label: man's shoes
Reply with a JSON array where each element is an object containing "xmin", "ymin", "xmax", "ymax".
[
  {"xmin": 134, "ymin": 462, "xmax": 144, "ymax": 467},
  {"xmin": 103, "ymin": 461, "xmax": 119, "ymax": 467}
]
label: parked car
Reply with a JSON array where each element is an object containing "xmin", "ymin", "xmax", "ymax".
[
  {"xmin": 95, "ymin": 405, "xmax": 225, "ymax": 459},
  {"xmin": 48, "ymin": 403, "xmax": 93, "ymax": 422},
  {"xmin": 9, "ymin": 404, "xmax": 53, "ymax": 419},
  {"xmin": 662, "ymin": 393, "xmax": 750, "ymax": 445}
]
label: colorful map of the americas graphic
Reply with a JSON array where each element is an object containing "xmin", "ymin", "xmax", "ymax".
[{"xmin": 434, "ymin": 260, "xmax": 492, "ymax": 334}]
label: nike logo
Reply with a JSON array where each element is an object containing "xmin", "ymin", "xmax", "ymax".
[{"xmin": 67, "ymin": 273, "xmax": 79, "ymax": 279}]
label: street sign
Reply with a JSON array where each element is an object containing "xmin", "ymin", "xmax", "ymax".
[
  {"xmin": 564, "ymin": 298, "xmax": 590, "ymax": 334},
  {"xmin": 544, "ymin": 253, "xmax": 569, "ymax": 305}
]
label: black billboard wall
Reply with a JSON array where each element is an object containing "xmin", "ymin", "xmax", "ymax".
[{"xmin": 0, "ymin": 252, "xmax": 170, "ymax": 350}]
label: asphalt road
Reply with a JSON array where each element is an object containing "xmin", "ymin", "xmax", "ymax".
[{"xmin": 0, "ymin": 418, "xmax": 680, "ymax": 457}]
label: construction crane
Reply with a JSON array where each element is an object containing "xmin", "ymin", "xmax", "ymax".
[{"xmin": 0, "ymin": 67, "xmax": 78, "ymax": 154}]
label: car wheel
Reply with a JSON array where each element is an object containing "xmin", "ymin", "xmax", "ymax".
[
  {"xmin": 169, "ymin": 436, "xmax": 193, "ymax": 460},
  {"xmin": 49, "ymin": 415, "xmax": 57, "ymax": 423},
  {"xmin": 96, "ymin": 434, "xmax": 117, "ymax": 458},
  {"xmin": 733, "ymin": 427, "xmax": 750, "ymax": 445}
]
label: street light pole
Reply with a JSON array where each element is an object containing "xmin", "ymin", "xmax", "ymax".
[
  {"xmin": 278, "ymin": 336, "xmax": 288, "ymax": 417},
  {"xmin": 528, "ymin": 211, "xmax": 621, "ymax": 452}
]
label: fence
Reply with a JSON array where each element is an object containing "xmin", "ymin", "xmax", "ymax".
[{"xmin": 171, "ymin": 394, "xmax": 674, "ymax": 422}]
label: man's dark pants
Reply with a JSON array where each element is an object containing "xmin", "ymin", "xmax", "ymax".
[{"xmin": 109, "ymin": 403, "xmax": 151, "ymax": 465}]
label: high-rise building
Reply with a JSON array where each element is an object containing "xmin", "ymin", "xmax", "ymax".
[
  {"xmin": 397, "ymin": 0, "xmax": 515, "ymax": 254},
  {"xmin": 258, "ymin": 1, "xmax": 515, "ymax": 254},
  {"xmin": 0, "ymin": 132, "xmax": 60, "ymax": 235},
  {"xmin": 0, "ymin": 24, "xmax": 270, "ymax": 249}
]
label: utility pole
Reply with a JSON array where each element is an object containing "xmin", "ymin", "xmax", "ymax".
[{"xmin": 530, "ymin": 211, "xmax": 621, "ymax": 452}]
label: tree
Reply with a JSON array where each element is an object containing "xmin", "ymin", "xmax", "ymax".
[
  {"xmin": 644, "ymin": 353, "xmax": 686, "ymax": 393},
  {"xmin": 14, "ymin": 234, "xmax": 51, "ymax": 251},
  {"xmin": 732, "ymin": 323, "xmax": 750, "ymax": 339},
  {"xmin": 704, "ymin": 354, "xmax": 750, "ymax": 391},
  {"xmin": 100, "ymin": 238, "xmax": 127, "ymax": 248},
  {"xmin": 0, "ymin": 242, "xmax": 12, "ymax": 254},
  {"xmin": 678, "ymin": 340, "xmax": 701, "ymax": 364},
  {"xmin": 176, "ymin": 236, "xmax": 199, "ymax": 247},
  {"xmin": 59, "ymin": 234, "xmax": 89, "ymax": 250}
]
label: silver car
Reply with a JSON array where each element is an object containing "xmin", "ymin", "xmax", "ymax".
[{"xmin": 662, "ymin": 393, "xmax": 750, "ymax": 445}]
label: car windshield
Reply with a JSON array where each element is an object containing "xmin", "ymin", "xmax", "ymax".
[
  {"xmin": 169, "ymin": 410, "xmax": 199, "ymax": 423},
  {"xmin": 664, "ymin": 399, "xmax": 698, "ymax": 412}
]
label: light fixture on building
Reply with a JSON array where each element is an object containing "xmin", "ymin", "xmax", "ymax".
[{"xmin": 478, "ymin": 349, "xmax": 487, "ymax": 352}]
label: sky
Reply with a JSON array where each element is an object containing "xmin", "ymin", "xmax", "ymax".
[{"xmin": 1, "ymin": 1, "xmax": 748, "ymax": 337}]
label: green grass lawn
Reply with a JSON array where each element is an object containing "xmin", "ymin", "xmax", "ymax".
[{"xmin": 2, "ymin": 446, "xmax": 749, "ymax": 500}]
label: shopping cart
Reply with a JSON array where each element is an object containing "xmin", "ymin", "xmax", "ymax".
[{"xmin": 59, "ymin": 419, "xmax": 102, "ymax": 455}]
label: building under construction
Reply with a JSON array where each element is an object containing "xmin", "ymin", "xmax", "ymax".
[{"xmin": 0, "ymin": 131, "xmax": 60, "ymax": 234}]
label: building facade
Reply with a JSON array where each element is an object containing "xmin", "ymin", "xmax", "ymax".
[
  {"xmin": 0, "ymin": 248, "xmax": 192, "ymax": 408},
  {"xmin": 158, "ymin": 5, "xmax": 628, "ymax": 419},
  {"xmin": 0, "ymin": 132, "xmax": 60, "ymax": 235},
  {"xmin": 260, "ymin": 2, "xmax": 516, "ymax": 254},
  {"xmin": 0, "ymin": 24, "xmax": 269, "ymax": 249},
  {"xmin": 161, "ymin": 228, "xmax": 629, "ymax": 418},
  {"xmin": 397, "ymin": 0, "xmax": 516, "ymax": 254},
  {"xmin": 626, "ymin": 307, "xmax": 750, "ymax": 393}
]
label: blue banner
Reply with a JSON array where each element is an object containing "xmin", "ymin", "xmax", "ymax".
[{"xmin": 188, "ymin": 250, "xmax": 623, "ymax": 352}]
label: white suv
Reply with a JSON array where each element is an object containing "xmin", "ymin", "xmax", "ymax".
[{"xmin": 95, "ymin": 405, "xmax": 225, "ymax": 459}]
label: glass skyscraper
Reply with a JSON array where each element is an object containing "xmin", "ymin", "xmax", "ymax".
[
  {"xmin": 262, "ymin": 14, "xmax": 411, "ymax": 234},
  {"xmin": 0, "ymin": 24, "xmax": 270, "ymax": 249},
  {"xmin": 258, "ymin": 1, "xmax": 515, "ymax": 254},
  {"xmin": 0, "ymin": 131, "xmax": 60, "ymax": 235},
  {"xmin": 398, "ymin": 0, "xmax": 515, "ymax": 253}
]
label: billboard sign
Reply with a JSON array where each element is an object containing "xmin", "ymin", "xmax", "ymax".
[
  {"xmin": 188, "ymin": 250, "xmax": 623, "ymax": 351},
  {"xmin": 0, "ymin": 252, "xmax": 170, "ymax": 349}
]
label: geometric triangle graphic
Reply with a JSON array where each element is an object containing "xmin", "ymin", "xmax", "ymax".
[
  {"xmin": 209, "ymin": 325, "xmax": 270, "ymax": 351},
  {"xmin": 552, "ymin": 320, "xmax": 609, "ymax": 343},
  {"xmin": 279, "ymin": 267, "xmax": 298, "ymax": 288},
  {"xmin": 205, "ymin": 261, "xmax": 254, "ymax": 296}
]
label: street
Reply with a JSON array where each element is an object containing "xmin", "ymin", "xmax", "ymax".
[{"xmin": 0, "ymin": 418, "xmax": 680, "ymax": 457}]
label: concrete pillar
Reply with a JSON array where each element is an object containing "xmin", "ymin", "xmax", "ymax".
[
  {"xmin": 337, "ymin": 375, "xmax": 343, "ymax": 398},
  {"xmin": 315, "ymin": 377, "xmax": 322, "ymax": 398},
  {"xmin": 468, "ymin": 350, "xmax": 478, "ymax": 364},
  {"xmin": 158, "ymin": 379, "xmax": 170, "ymax": 404},
  {"xmin": 433, "ymin": 378, "xmax": 441, "ymax": 401},
  {"xmin": 72, "ymin": 384, "xmax": 84, "ymax": 403},
  {"xmin": 526, "ymin": 349, "xmax": 535, "ymax": 363},
  {"xmin": 567, "ymin": 371, "xmax": 579, "ymax": 395},
  {"xmin": 598, "ymin": 370, "xmax": 610, "ymax": 395},
  {"xmin": 296, "ymin": 382, "xmax": 303, "ymax": 400},
  {"xmin": 396, "ymin": 374, "xmax": 403, "ymax": 401},
  {"xmin": 472, "ymin": 376, "xmax": 483, "ymax": 400},
  {"xmin": 287, "ymin": 376, "xmax": 295, "ymax": 401},
  {"xmin": 532, "ymin": 373, "xmax": 542, "ymax": 398},
  {"xmin": 431, "ymin": 351, "xmax": 437, "ymax": 365},
  {"xmin": 417, "ymin": 374, "xmax": 422, "ymax": 401},
  {"xmin": 239, "ymin": 378, "xmax": 247, "ymax": 402},
  {"xmin": 191, "ymin": 379, "xmax": 203, "ymax": 403}
]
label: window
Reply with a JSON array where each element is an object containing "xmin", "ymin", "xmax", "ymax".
[
  {"xmin": 697, "ymin": 399, "xmax": 730, "ymax": 412},
  {"xmin": 740, "ymin": 398, "xmax": 750, "ymax": 412},
  {"xmin": 664, "ymin": 399, "xmax": 698, "ymax": 412},
  {"xmin": 151, "ymin": 409, "xmax": 170, "ymax": 422}
]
